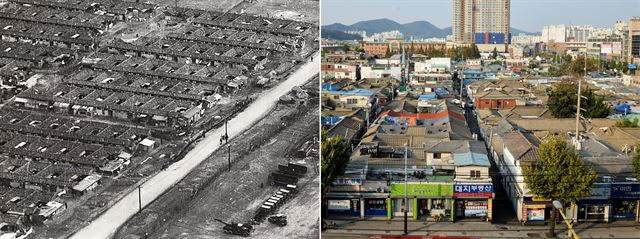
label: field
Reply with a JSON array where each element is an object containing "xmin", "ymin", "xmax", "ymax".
[{"xmin": 114, "ymin": 78, "xmax": 319, "ymax": 238}]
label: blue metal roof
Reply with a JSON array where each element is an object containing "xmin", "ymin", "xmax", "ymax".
[
  {"xmin": 321, "ymin": 116, "xmax": 343, "ymax": 125},
  {"xmin": 434, "ymin": 88, "xmax": 449, "ymax": 96},
  {"xmin": 418, "ymin": 94, "xmax": 437, "ymax": 100},
  {"xmin": 453, "ymin": 152, "xmax": 490, "ymax": 167},
  {"xmin": 464, "ymin": 70, "xmax": 482, "ymax": 74},
  {"xmin": 324, "ymin": 89, "xmax": 375, "ymax": 97}
]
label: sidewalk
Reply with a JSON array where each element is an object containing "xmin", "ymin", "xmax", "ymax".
[{"xmin": 322, "ymin": 219, "xmax": 640, "ymax": 238}]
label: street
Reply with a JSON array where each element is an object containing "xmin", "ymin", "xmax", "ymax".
[
  {"xmin": 69, "ymin": 52, "xmax": 320, "ymax": 239},
  {"xmin": 322, "ymin": 220, "xmax": 640, "ymax": 238}
]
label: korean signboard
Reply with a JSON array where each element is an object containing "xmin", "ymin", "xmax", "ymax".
[
  {"xmin": 453, "ymin": 184, "xmax": 493, "ymax": 197},
  {"xmin": 601, "ymin": 43, "xmax": 612, "ymax": 54},
  {"xmin": 612, "ymin": 42, "xmax": 622, "ymax": 54},
  {"xmin": 333, "ymin": 178, "xmax": 363, "ymax": 186},
  {"xmin": 390, "ymin": 183, "xmax": 453, "ymax": 197},
  {"xmin": 327, "ymin": 200, "xmax": 351, "ymax": 210},
  {"xmin": 611, "ymin": 183, "xmax": 640, "ymax": 199},
  {"xmin": 526, "ymin": 205, "xmax": 546, "ymax": 221}
]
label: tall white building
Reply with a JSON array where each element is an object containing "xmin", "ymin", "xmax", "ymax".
[
  {"xmin": 541, "ymin": 25, "xmax": 594, "ymax": 43},
  {"xmin": 363, "ymin": 31, "xmax": 404, "ymax": 42},
  {"xmin": 541, "ymin": 25, "xmax": 567, "ymax": 43},
  {"xmin": 566, "ymin": 25, "xmax": 594, "ymax": 42},
  {"xmin": 452, "ymin": 0, "xmax": 511, "ymax": 45},
  {"xmin": 512, "ymin": 34, "xmax": 542, "ymax": 45}
]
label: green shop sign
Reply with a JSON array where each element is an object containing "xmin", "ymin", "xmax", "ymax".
[{"xmin": 390, "ymin": 183, "xmax": 453, "ymax": 197}]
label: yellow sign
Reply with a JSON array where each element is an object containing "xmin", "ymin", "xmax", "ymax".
[
  {"xmin": 526, "ymin": 204, "xmax": 547, "ymax": 209},
  {"xmin": 532, "ymin": 196, "xmax": 551, "ymax": 202}
]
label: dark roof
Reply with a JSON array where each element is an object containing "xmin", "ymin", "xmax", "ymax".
[{"xmin": 502, "ymin": 131, "xmax": 539, "ymax": 161}]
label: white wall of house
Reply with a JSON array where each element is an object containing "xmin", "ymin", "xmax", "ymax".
[
  {"xmin": 361, "ymin": 66, "xmax": 401, "ymax": 80},
  {"xmin": 455, "ymin": 166, "xmax": 490, "ymax": 180}
]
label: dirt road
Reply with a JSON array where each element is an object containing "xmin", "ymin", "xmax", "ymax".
[
  {"xmin": 69, "ymin": 52, "xmax": 319, "ymax": 239},
  {"xmin": 150, "ymin": 96, "xmax": 320, "ymax": 238}
]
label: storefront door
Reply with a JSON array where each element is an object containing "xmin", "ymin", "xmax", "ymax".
[
  {"xmin": 455, "ymin": 200, "xmax": 465, "ymax": 219},
  {"xmin": 418, "ymin": 199, "xmax": 429, "ymax": 218},
  {"xmin": 578, "ymin": 205, "xmax": 607, "ymax": 222},
  {"xmin": 393, "ymin": 198, "xmax": 414, "ymax": 217}
]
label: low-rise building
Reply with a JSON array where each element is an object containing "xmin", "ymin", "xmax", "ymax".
[{"xmin": 322, "ymin": 63, "xmax": 357, "ymax": 80}]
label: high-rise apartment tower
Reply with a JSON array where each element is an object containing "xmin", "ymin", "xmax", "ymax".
[{"xmin": 452, "ymin": 0, "xmax": 511, "ymax": 47}]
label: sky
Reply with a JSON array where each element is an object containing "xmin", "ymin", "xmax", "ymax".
[{"xmin": 321, "ymin": 0, "xmax": 640, "ymax": 33}]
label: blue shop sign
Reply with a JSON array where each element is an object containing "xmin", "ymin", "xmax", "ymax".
[
  {"xmin": 611, "ymin": 183, "xmax": 640, "ymax": 199},
  {"xmin": 454, "ymin": 184, "xmax": 493, "ymax": 197}
]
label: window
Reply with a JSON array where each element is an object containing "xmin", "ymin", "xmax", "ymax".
[
  {"xmin": 471, "ymin": 170, "xmax": 481, "ymax": 178},
  {"xmin": 347, "ymin": 98, "xmax": 358, "ymax": 104},
  {"xmin": 333, "ymin": 95, "xmax": 339, "ymax": 100},
  {"xmin": 433, "ymin": 153, "xmax": 441, "ymax": 159},
  {"xmin": 431, "ymin": 199, "xmax": 445, "ymax": 209}
]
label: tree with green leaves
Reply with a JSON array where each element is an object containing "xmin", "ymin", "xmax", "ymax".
[
  {"xmin": 547, "ymin": 81, "xmax": 610, "ymax": 118},
  {"xmin": 321, "ymin": 131, "xmax": 351, "ymax": 197},
  {"xmin": 522, "ymin": 136, "xmax": 596, "ymax": 237},
  {"xmin": 471, "ymin": 44, "xmax": 481, "ymax": 58},
  {"xmin": 582, "ymin": 88, "xmax": 610, "ymax": 118},
  {"xmin": 384, "ymin": 47, "xmax": 392, "ymax": 58},
  {"xmin": 321, "ymin": 131, "xmax": 351, "ymax": 224},
  {"xmin": 342, "ymin": 44, "xmax": 350, "ymax": 53},
  {"xmin": 633, "ymin": 147, "xmax": 640, "ymax": 181},
  {"xmin": 615, "ymin": 118, "xmax": 639, "ymax": 128},
  {"xmin": 547, "ymin": 82, "xmax": 578, "ymax": 118}
]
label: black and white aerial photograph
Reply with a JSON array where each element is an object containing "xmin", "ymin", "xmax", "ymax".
[{"xmin": 0, "ymin": 0, "xmax": 319, "ymax": 238}]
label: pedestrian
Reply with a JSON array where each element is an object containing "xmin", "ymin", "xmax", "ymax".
[{"xmin": 220, "ymin": 137, "xmax": 223, "ymax": 145}]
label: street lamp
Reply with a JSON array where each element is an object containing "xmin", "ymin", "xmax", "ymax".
[
  {"xmin": 552, "ymin": 200, "xmax": 580, "ymax": 239},
  {"xmin": 403, "ymin": 143, "xmax": 408, "ymax": 235}
]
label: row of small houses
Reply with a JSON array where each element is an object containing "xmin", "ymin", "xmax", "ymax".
[
  {"xmin": 9, "ymin": 0, "xmax": 158, "ymax": 22},
  {"xmin": 13, "ymin": 89, "xmax": 205, "ymax": 128},
  {"xmin": 104, "ymin": 41, "xmax": 264, "ymax": 70}
]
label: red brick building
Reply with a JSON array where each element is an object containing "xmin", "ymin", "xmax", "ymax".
[
  {"xmin": 360, "ymin": 41, "xmax": 447, "ymax": 56},
  {"xmin": 474, "ymin": 90, "xmax": 517, "ymax": 110}
]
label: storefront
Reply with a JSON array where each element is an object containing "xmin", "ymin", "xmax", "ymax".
[
  {"xmin": 392, "ymin": 197, "xmax": 414, "ymax": 217},
  {"xmin": 327, "ymin": 198, "xmax": 360, "ymax": 217},
  {"xmin": 524, "ymin": 204, "xmax": 548, "ymax": 222},
  {"xmin": 390, "ymin": 183, "xmax": 453, "ymax": 221},
  {"xmin": 610, "ymin": 183, "xmax": 640, "ymax": 221},
  {"xmin": 575, "ymin": 184, "xmax": 611, "ymax": 222},
  {"xmin": 577, "ymin": 202, "xmax": 608, "ymax": 222},
  {"xmin": 453, "ymin": 184, "xmax": 493, "ymax": 221},
  {"xmin": 522, "ymin": 196, "xmax": 552, "ymax": 223},
  {"xmin": 364, "ymin": 198, "xmax": 388, "ymax": 216}
]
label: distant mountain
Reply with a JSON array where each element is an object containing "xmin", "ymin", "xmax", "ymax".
[
  {"xmin": 323, "ymin": 18, "xmax": 448, "ymax": 39},
  {"xmin": 323, "ymin": 18, "xmax": 538, "ymax": 40}
]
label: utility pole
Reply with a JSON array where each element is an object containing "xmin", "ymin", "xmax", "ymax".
[
  {"xmin": 137, "ymin": 185, "xmax": 142, "ymax": 213},
  {"xmin": 574, "ymin": 51, "xmax": 586, "ymax": 151},
  {"xmin": 403, "ymin": 143, "xmax": 408, "ymax": 235},
  {"xmin": 225, "ymin": 119, "xmax": 229, "ymax": 144},
  {"xmin": 228, "ymin": 144, "xmax": 231, "ymax": 172},
  {"xmin": 459, "ymin": 69, "xmax": 464, "ymax": 106}
]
